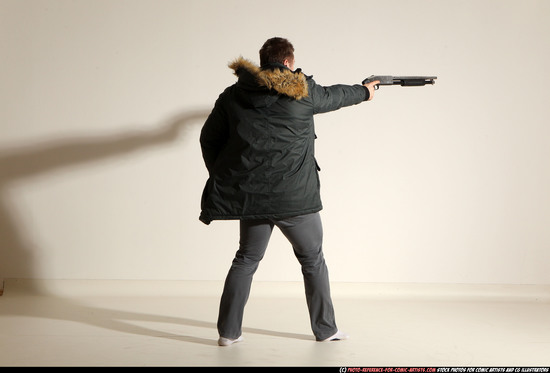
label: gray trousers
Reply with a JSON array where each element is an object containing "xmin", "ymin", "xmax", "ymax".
[{"xmin": 217, "ymin": 212, "xmax": 338, "ymax": 341}]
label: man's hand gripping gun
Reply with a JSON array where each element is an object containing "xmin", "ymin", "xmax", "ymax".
[{"xmin": 362, "ymin": 75, "xmax": 437, "ymax": 90}]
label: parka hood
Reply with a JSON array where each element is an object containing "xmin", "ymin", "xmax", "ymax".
[{"xmin": 229, "ymin": 57, "xmax": 309, "ymax": 100}]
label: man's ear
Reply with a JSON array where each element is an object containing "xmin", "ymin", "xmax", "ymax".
[{"xmin": 283, "ymin": 59, "xmax": 291, "ymax": 68}]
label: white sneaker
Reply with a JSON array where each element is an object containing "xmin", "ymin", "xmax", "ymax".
[
  {"xmin": 320, "ymin": 330, "xmax": 349, "ymax": 342},
  {"xmin": 217, "ymin": 335, "xmax": 244, "ymax": 346}
]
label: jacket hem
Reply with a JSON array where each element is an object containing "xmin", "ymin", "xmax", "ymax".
[{"xmin": 200, "ymin": 207, "xmax": 323, "ymax": 225}]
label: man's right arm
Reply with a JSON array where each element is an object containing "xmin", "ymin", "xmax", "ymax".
[{"xmin": 310, "ymin": 78, "xmax": 378, "ymax": 114}]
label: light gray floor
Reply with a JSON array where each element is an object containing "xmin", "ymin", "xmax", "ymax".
[{"xmin": 0, "ymin": 280, "xmax": 549, "ymax": 367}]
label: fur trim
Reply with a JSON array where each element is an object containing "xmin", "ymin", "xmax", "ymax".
[{"xmin": 228, "ymin": 57, "xmax": 308, "ymax": 100}]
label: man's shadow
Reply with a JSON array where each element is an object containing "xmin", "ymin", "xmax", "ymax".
[
  {"xmin": 0, "ymin": 109, "xmax": 313, "ymax": 344},
  {"xmin": 0, "ymin": 283, "xmax": 313, "ymax": 346},
  {"xmin": 0, "ymin": 110, "xmax": 208, "ymax": 288}
]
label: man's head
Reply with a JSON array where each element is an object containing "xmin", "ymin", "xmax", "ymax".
[{"xmin": 259, "ymin": 37, "xmax": 295, "ymax": 70}]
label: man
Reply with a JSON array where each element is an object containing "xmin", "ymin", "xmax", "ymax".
[{"xmin": 199, "ymin": 37, "xmax": 378, "ymax": 346}]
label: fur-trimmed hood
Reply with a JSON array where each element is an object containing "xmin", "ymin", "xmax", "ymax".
[{"xmin": 228, "ymin": 57, "xmax": 309, "ymax": 100}]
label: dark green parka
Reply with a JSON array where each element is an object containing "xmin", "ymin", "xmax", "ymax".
[{"xmin": 199, "ymin": 57, "xmax": 370, "ymax": 224}]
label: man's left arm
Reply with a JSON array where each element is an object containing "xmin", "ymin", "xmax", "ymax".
[{"xmin": 200, "ymin": 97, "xmax": 229, "ymax": 173}]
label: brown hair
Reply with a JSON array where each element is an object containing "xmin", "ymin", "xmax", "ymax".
[{"xmin": 259, "ymin": 37, "xmax": 294, "ymax": 66}]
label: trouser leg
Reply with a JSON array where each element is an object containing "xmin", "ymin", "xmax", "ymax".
[
  {"xmin": 274, "ymin": 212, "xmax": 338, "ymax": 341},
  {"xmin": 217, "ymin": 219, "xmax": 273, "ymax": 339}
]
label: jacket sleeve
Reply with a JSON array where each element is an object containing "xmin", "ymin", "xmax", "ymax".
[
  {"xmin": 309, "ymin": 78, "xmax": 369, "ymax": 115},
  {"xmin": 200, "ymin": 92, "xmax": 229, "ymax": 173}
]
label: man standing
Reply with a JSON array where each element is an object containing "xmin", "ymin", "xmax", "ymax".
[{"xmin": 199, "ymin": 37, "xmax": 378, "ymax": 346}]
